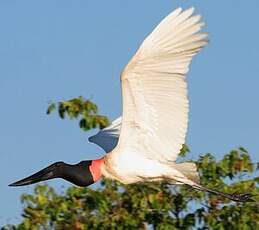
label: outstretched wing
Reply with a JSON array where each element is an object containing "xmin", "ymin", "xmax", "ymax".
[
  {"xmin": 89, "ymin": 117, "xmax": 121, "ymax": 152},
  {"xmin": 116, "ymin": 7, "xmax": 208, "ymax": 162}
]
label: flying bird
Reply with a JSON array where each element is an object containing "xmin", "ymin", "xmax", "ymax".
[{"xmin": 9, "ymin": 7, "xmax": 253, "ymax": 202}]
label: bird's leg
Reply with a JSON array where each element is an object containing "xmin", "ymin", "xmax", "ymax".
[
  {"xmin": 138, "ymin": 176, "xmax": 255, "ymax": 202},
  {"xmin": 190, "ymin": 184, "xmax": 255, "ymax": 202}
]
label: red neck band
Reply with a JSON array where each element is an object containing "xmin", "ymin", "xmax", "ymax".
[{"xmin": 89, "ymin": 158, "xmax": 103, "ymax": 182}]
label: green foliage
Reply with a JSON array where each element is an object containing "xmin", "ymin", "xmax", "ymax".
[
  {"xmin": 47, "ymin": 96, "xmax": 109, "ymax": 131},
  {"xmin": 2, "ymin": 98, "xmax": 258, "ymax": 229},
  {"xmin": 179, "ymin": 144, "xmax": 190, "ymax": 157}
]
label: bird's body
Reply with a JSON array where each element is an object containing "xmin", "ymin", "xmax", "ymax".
[
  {"xmin": 102, "ymin": 150, "xmax": 173, "ymax": 184},
  {"xmin": 9, "ymin": 7, "xmax": 253, "ymax": 202},
  {"xmin": 100, "ymin": 147, "xmax": 195, "ymax": 186}
]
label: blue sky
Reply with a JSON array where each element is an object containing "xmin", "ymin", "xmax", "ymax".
[{"xmin": 0, "ymin": 0, "xmax": 259, "ymax": 226}]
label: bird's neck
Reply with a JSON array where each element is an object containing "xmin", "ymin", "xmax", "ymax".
[{"xmin": 89, "ymin": 158, "xmax": 103, "ymax": 182}]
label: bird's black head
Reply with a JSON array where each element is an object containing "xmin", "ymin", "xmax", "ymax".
[{"xmin": 9, "ymin": 161, "xmax": 96, "ymax": 187}]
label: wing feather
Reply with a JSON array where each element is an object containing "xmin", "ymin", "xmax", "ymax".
[
  {"xmin": 115, "ymin": 7, "xmax": 207, "ymax": 162},
  {"xmin": 89, "ymin": 117, "xmax": 121, "ymax": 153}
]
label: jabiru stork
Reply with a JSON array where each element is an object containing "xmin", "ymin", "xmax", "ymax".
[{"xmin": 9, "ymin": 7, "xmax": 253, "ymax": 202}]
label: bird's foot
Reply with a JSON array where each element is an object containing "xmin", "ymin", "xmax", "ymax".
[{"xmin": 229, "ymin": 193, "xmax": 256, "ymax": 202}]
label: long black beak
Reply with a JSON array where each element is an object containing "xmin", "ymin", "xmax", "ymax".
[
  {"xmin": 9, "ymin": 160, "xmax": 95, "ymax": 187},
  {"xmin": 9, "ymin": 162, "xmax": 64, "ymax": 187}
]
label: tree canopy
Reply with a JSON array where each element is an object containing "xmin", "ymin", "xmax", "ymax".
[{"xmin": 3, "ymin": 97, "xmax": 258, "ymax": 230}]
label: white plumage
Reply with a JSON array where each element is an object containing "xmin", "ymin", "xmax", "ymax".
[{"xmin": 90, "ymin": 7, "xmax": 207, "ymax": 185}]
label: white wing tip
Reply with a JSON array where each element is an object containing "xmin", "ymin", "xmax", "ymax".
[
  {"xmin": 175, "ymin": 7, "xmax": 183, "ymax": 13},
  {"xmin": 185, "ymin": 6, "xmax": 195, "ymax": 13},
  {"xmin": 175, "ymin": 6, "xmax": 195, "ymax": 12}
]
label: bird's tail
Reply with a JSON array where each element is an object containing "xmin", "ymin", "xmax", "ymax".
[{"xmin": 174, "ymin": 162, "xmax": 200, "ymax": 184}]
